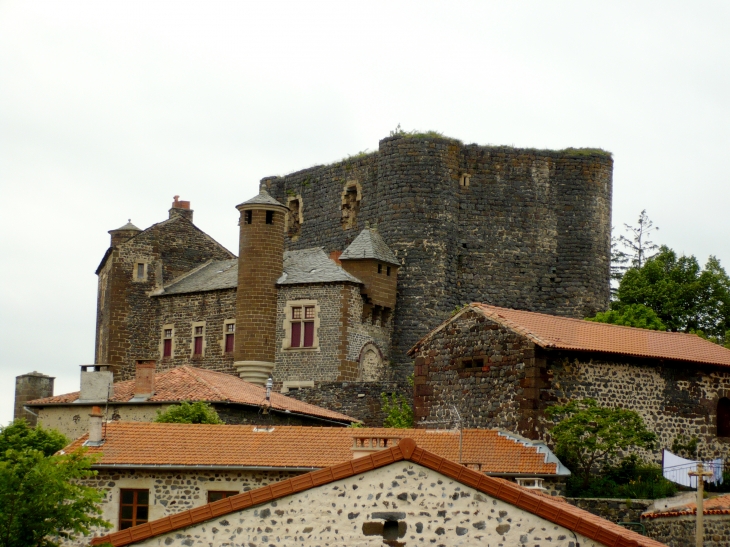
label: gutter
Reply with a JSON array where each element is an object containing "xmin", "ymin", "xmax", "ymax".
[{"xmin": 91, "ymin": 464, "xmax": 321, "ymax": 472}]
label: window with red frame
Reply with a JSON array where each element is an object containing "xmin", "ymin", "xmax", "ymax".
[
  {"xmin": 225, "ymin": 323, "xmax": 235, "ymax": 353},
  {"xmin": 193, "ymin": 325, "xmax": 204, "ymax": 355},
  {"xmin": 119, "ymin": 489, "xmax": 149, "ymax": 530},
  {"xmin": 290, "ymin": 306, "xmax": 315, "ymax": 348},
  {"xmin": 162, "ymin": 328, "xmax": 173, "ymax": 358}
]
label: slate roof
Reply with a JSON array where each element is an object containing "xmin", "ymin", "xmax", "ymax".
[
  {"xmin": 159, "ymin": 259, "xmax": 238, "ymax": 295},
  {"xmin": 339, "ymin": 227, "xmax": 400, "ymax": 265},
  {"xmin": 410, "ymin": 304, "xmax": 730, "ymax": 368},
  {"xmin": 91, "ymin": 438, "xmax": 665, "ymax": 547},
  {"xmin": 27, "ymin": 366, "xmax": 355, "ymax": 424},
  {"xmin": 110, "ymin": 221, "xmax": 141, "ymax": 232},
  {"xmin": 278, "ymin": 248, "xmax": 361, "ymax": 285},
  {"xmin": 62, "ymin": 424, "xmax": 565, "ymax": 475},
  {"xmin": 642, "ymin": 494, "xmax": 730, "ymax": 518},
  {"xmin": 235, "ymin": 189, "xmax": 287, "ymax": 209}
]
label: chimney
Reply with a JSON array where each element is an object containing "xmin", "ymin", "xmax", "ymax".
[
  {"xmin": 79, "ymin": 365, "xmax": 114, "ymax": 403},
  {"xmin": 351, "ymin": 435, "xmax": 401, "ymax": 459},
  {"xmin": 169, "ymin": 195, "xmax": 193, "ymax": 222},
  {"xmin": 14, "ymin": 372, "xmax": 55, "ymax": 426},
  {"xmin": 132, "ymin": 360, "xmax": 156, "ymax": 401},
  {"xmin": 86, "ymin": 406, "xmax": 104, "ymax": 446}
]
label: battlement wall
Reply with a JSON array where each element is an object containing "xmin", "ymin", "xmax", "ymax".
[{"xmin": 263, "ymin": 135, "xmax": 612, "ymax": 375}]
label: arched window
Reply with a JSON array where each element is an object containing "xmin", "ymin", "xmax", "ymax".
[{"xmin": 718, "ymin": 397, "xmax": 730, "ymax": 437}]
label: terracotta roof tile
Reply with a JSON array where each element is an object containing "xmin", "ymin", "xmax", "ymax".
[
  {"xmin": 92, "ymin": 438, "xmax": 666, "ymax": 547},
  {"xmin": 642, "ymin": 493, "xmax": 730, "ymax": 519},
  {"xmin": 27, "ymin": 366, "xmax": 355, "ymax": 423},
  {"xmin": 62, "ymin": 423, "xmax": 564, "ymax": 475},
  {"xmin": 411, "ymin": 304, "xmax": 730, "ymax": 367}
]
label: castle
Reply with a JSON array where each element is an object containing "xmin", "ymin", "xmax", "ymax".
[{"xmin": 89, "ymin": 134, "xmax": 613, "ymax": 409}]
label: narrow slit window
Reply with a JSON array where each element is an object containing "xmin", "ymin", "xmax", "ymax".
[
  {"xmin": 386, "ymin": 266, "xmax": 391, "ymax": 276},
  {"xmin": 162, "ymin": 328, "xmax": 173, "ymax": 358},
  {"xmin": 225, "ymin": 323, "xmax": 235, "ymax": 353},
  {"xmin": 244, "ymin": 210, "xmax": 252, "ymax": 224},
  {"xmin": 136, "ymin": 263, "xmax": 145, "ymax": 279},
  {"xmin": 265, "ymin": 211, "xmax": 274, "ymax": 224},
  {"xmin": 378, "ymin": 264, "xmax": 382, "ymax": 274}
]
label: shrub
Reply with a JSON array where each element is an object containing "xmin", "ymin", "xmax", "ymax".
[{"xmin": 154, "ymin": 401, "xmax": 223, "ymax": 424}]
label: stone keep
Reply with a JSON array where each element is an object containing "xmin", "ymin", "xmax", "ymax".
[{"xmin": 264, "ymin": 134, "xmax": 612, "ymax": 377}]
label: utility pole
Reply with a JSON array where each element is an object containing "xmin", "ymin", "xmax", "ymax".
[{"xmin": 688, "ymin": 463, "xmax": 714, "ymax": 547}]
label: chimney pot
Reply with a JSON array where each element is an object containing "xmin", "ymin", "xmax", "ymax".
[
  {"xmin": 169, "ymin": 197, "xmax": 193, "ymax": 221},
  {"xmin": 134, "ymin": 360, "xmax": 156, "ymax": 399}
]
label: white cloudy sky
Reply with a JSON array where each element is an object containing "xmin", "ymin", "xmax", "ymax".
[{"xmin": 1, "ymin": 1, "xmax": 728, "ymax": 426}]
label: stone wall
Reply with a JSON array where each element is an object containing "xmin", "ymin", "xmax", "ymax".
[
  {"xmin": 644, "ymin": 514, "xmax": 730, "ymax": 547},
  {"xmin": 545, "ymin": 352, "xmax": 730, "ymax": 460},
  {"xmin": 285, "ymin": 381, "xmax": 411, "ymax": 427},
  {"xmin": 67, "ymin": 468, "xmax": 301, "ymax": 547},
  {"xmin": 275, "ymin": 283, "xmax": 391, "ymax": 385},
  {"xmin": 121, "ymin": 461, "xmax": 605, "ymax": 547},
  {"xmin": 412, "ymin": 310, "xmax": 536, "ymax": 431},
  {"xmin": 95, "ymin": 214, "xmax": 235, "ymax": 380},
  {"xmin": 264, "ymin": 135, "xmax": 613, "ymax": 377},
  {"xmin": 565, "ymin": 498, "xmax": 652, "ymax": 525}
]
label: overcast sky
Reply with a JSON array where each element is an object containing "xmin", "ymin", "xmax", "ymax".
[{"xmin": 1, "ymin": 1, "xmax": 728, "ymax": 426}]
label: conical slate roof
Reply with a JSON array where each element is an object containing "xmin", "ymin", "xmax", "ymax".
[
  {"xmin": 340, "ymin": 227, "xmax": 400, "ymax": 265},
  {"xmin": 110, "ymin": 220, "xmax": 141, "ymax": 232},
  {"xmin": 236, "ymin": 189, "xmax": 287, "ymax": 210}
]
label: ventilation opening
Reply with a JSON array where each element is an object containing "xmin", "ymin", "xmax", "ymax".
[
  {"xmin": 265, "ymin": 211, "xmax": 274, "ymax": 224},
  {"xmin": 718, "ymin": 397, "xmax": 730, "ymax": 437},
  {"xmin": 244, "ymin": 210, "xmax": 252, "ymax": 224},
  {"xmin": 460, "ymin": 173, "xmax": 471, "ymax": 187}
]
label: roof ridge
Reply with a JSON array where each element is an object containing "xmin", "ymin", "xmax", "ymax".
[
  {"xmin": 179, "ymin": 366, "xmax": 230, "ymax": 402},
  {"xmin": 161, "ymin": 260, "xmax": 214, "ymax": 291},
  {"xmin": 91, "ymin": 438, "xmax": 663, "ymax": 547}
]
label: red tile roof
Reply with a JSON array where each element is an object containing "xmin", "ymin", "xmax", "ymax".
[
  {"xmin": 410, "ymin": 304, "xmax": 730, "ymax": 367},
  {"xmin": 642, "ymin": 494, "xmax": 730, "ymax": 519},
  {"xmin": 62, "ymin": 422, "xmax": 563, "ymax": 475},
  {"xmin": 27, "ymin": 366, "xmax": 355, "ymax": 423},
  {"xmin": 92, "ymin": 438, "xmax": 666, "ymax": 547}
]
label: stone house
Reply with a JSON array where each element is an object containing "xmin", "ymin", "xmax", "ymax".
[
  {"xmin": 25, "ymin": 362, "xmax": 356, "ymax": 439},
  {"xmin": 61, "ymin": 421, "xmax": 570, "ymax": 542},
  {"xmin": 642, "ymin": 494, "xmax": 730, "ymax": 546},
  {"xmin": 409, "ymin": 303, "xmax": 730, "ymax": 460},
  {"xmin": 85, "ymin": 437, "xmax": 665, "ymax": 547}
]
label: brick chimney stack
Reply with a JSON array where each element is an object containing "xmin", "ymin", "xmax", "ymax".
[
  {"xmin": 169, "ymin": 195, "xmax": 193, "ymax": 222},
  {"xmin": 134, "ymin": 360, "xmax": 156, "ymax": 400},
  {"xmin": 233, "ymin": 188, "xmax": 288, "ymax": 385}
]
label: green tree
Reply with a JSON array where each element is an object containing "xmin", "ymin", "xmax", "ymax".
[
  {"xmin": 614, "ymin": 247, "xmax": 730, "ymax": 341},
  {"xmin": 0, "ymin": 448, "xmax": 110, "ymax": 547},
  {"xmin": 154, "ymin": 401, "xmax": 223, "ymax": 424},
  {"xmin": 545, "ymin": 399, "xmax": 657, "ymax": 490},
  {"xmin": 381, "ymin": 393, "xmax": 414, "ymax": 428},
  {"xmin": 0, "ymin": 421, "xmax": 68, "ymax": 459},
  {"xmin": 618, "ymin": 209, "xmax": 660, "ymax": 268},
  {"xmin": 586, "ymin": 303, "xmax": 666, "ymax": 330}
]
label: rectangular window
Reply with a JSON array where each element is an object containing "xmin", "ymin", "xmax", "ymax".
[
  {"xmin": 290, "ymin": 305, "xmax": 315, "ymax": 348},
  {"xmin": 207, "ymin": 490, "xmax": 238, "ymax": 503},
  {"xmin": 386, "ymin": 266, "xmax": 391, "ymax": 276},
  {"xmin": 119, "ymin": 489, "xmax": 149, "ymax": 530},
  {"xmin": 194, "ymin": 326, "xmax": 203, "ymax": 355},
  {"xmin": 244, "ymin": 210, "xmax": 252, "ymax": 224},
  {"xmin": 265, "ymin": 210, "xmax": 274, "ymax": 224},
  {"xmin": 378, "ymin": 263, "xmax": 382, "ymax": 274},
  {"xmin": 136, "ymin": 263, "xmax": 145, "ymax": 279},
  {"xmin": 225, "ymin": 323, "xmax": 235, "ymax": 353},
  {"xmin": 162, "ymin": 328, "xmax": 173, "ymax": 358}
]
